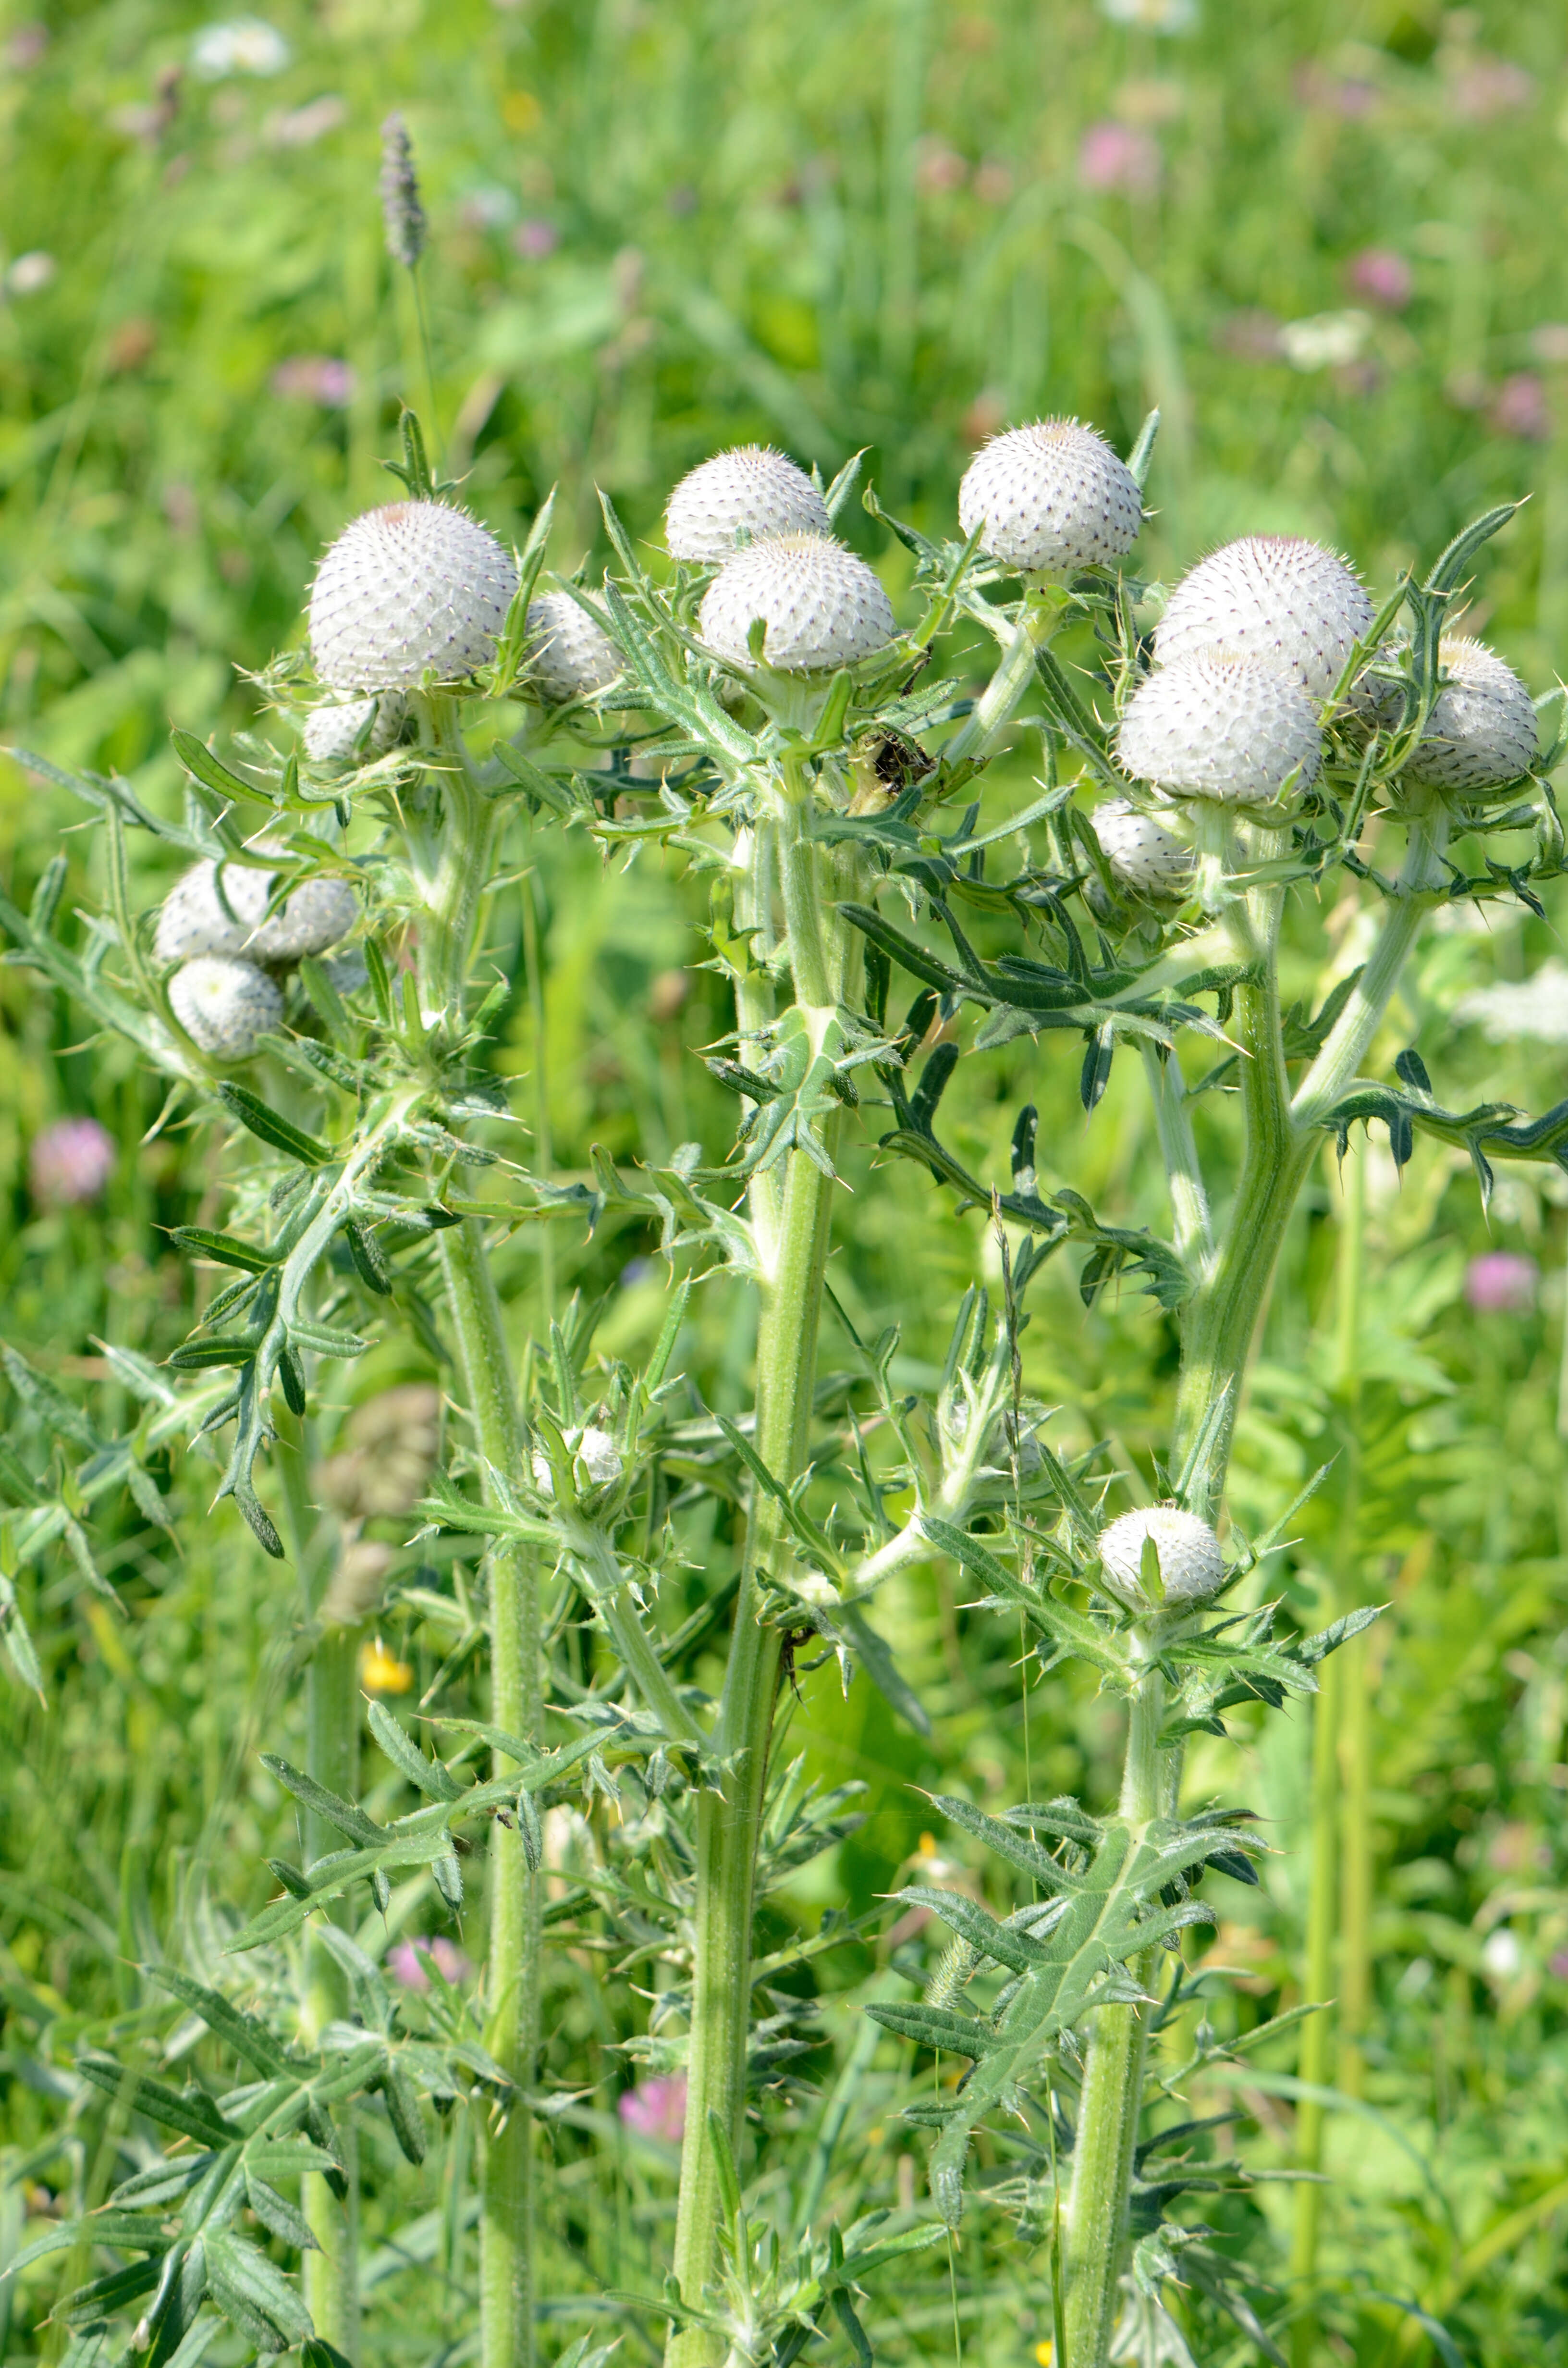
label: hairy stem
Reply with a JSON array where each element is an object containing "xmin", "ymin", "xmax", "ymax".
[
  {"xmin": 668, "ymin": 794, "xmax": 858, "ymax": 2367},
  {"xmin": 943, "ymin": 591, "xmax": 1062, "ymax": 766},
  {"xmin": 1140, "ymin": 1041, "xmax": 1213, "ymax": 1273},
  {"xmin": 1064, "ymin": 1659, "xmax": 1165, "ymax": 2368},
  {"xmin": 440, "ymin": 1220, "xmax": 541, "ymax": 2368}
]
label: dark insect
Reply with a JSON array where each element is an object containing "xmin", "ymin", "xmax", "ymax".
[
  {"xmin": 871, "ymin": 726, "xmax": 936, "ymax": 790},
  {"xmin": 778, "ymin": 1623, "xmax": 819, "ymax": 1703}
]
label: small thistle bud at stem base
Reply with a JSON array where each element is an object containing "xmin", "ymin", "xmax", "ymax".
[
  {"xmin": 524, "ymin": 593, "xmax": 622, "ymax": 703},
  {"xmin": 168, "ymin": 957, "xmax": 282, "ymax": 1059},
  {"xmin": 1090, "ymin": 798, "xmax": 1191, "ymax": 896},
  {"xmin": 1401, "ymin": 636, "xmax": 1539, "ymax": 792}
]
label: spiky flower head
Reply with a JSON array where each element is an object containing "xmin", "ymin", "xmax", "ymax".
[
  {"xmin": 1097, "ymin": 1505, "xmax": 1225, "ymax": 1614},
  {"xmin": 379, "ymin": 111, "xmax": 426, "ymax": 269},
  {"xmin": 1090, "ymin": 797, "xmax": 1191, "ymax": 895},
  {"xmin": 309, "ymin": 502, "xmax": 518, "ymax": 692},
  {"xmin": 1117, "ymin": 653, "xmax": 1322, "ymax": 805},
  {"xmin": 154, "ymin": 859, "xmax": 356, "ymax": 964},
  {"xmin": 525, "ymin": 592, "xmax": 623, "ymax": 703},
  {"xmin": 1152, "ymin": 536, "xmax": 1374, "ymax": 697},
  {"xmin": 698, "ymin": 532, "xmax": 896, "ymax": 674},
  {"xmin": 168, "ymin": 956, "xmax": 282, "ymax": 1058},
  {"xmin": 1402, "ymin": 636, "xmax": 1538, "ymax": 792},
  {"xmin": 958, "ymin": 418, "xmax": 1143, "ymax": 574},
  {"xmin": 664, "ymin": 445, "xmax": 832, "ymax": 564},
  {"xmin": 302, "ymin": 692, "xmax": 408, "ymax": 764}
]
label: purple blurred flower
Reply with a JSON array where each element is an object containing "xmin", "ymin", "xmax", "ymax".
[
  {"xmin": 512, "ymin": 218, "xmax": 559, "ymax": 260},
  {"xmin": 389, "ymin": 1936, "xmax": 472, "ymax": 1992},
  {"xmin": 271, "ymin": 355, "xmax": 356, "ymax": 407},
  {"xmin": 30, "ymin": 1118, "xmax": 114, "ymax": 1209},
  {"xmin": 1448, "ymin": 58, "xmax": 1533, "ymax": 123},
  {"xmin": 1465, "ymin": 1252, "xmax": 1538, "ymax": 1314},
  {"xmin": 1345, "ymin": 247, "xmax": 1412, "ymax": 311},
  {"xmin": 1490, "ymin": 372, "xmax": 1551, "ymax": 444},
  {"xmin": 1078, "ymin": 122, "xmax": 1160, "ymax": 197},
  {"xmin": 618, "ymin": 2072, "xmax": 686, "ymax": 2143},
  {"xmin": 1550, "ymin": 1949, "xmax": 1568, "ymax": 1981}
]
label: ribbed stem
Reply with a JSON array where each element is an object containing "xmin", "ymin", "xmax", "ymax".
[
  {"xmin": 1064, "ymin": 1663, "xmax": 1165, "ymax": 2368},
  {"xmin": 440, "ymin": 1218, "xmax": 540, "ymax": 2368},
  {"xmin": 667, "ymin": 793, "xmax": 857, "ymax": 2367},
  {"xmin": 943, "ymin": 592, "xmax": 1061, "ymax": 766}
]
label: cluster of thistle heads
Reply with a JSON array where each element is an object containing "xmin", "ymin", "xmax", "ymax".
[{"xmin": 151, "ymin": 415, "xmax": 1539, "ymax": 1070}]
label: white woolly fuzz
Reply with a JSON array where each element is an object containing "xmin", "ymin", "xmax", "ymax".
[
  {"xmin": 154, "ymin": 860, "xmax": 356, "ymax": 964},
  {"xmin": 302, "ymin": 692, "xmax": 408, "ymax": 763},
  {"xmin": 525, "ymin": 592, "xmax": 623, "ymax": 702},
  {"xmin": 1117, "ymin": 654, "xmax": 1322, "ymax": 805},
  {"xmin": 665, "ymin": 445, "xmax": 832, "ymax": 564},
  {"xmin": 1403, "ymin": 637, "xmax": 1539, "ymax": 791},
  {"xmin": 1097, "ymin": 1505, "xmax": 1226, "ymax": 1613},
  {"xmin": 958, "ymin": 418, "xmax": 1143, "ymax": 574},
  {"xmin": 1153, "ymin": 536, "xmax": 1374, "ymax": 697},
  {"xmin": 168, "ymin": 957, "xmax": 283, "ymax": 1058},
  {"xmin": 1090, "ymin": 798, "xmax": 1191, "ymax": 894},
  {"xmin": 532, "ymin": 1425, "xmax": 624, "ymax": 1497},
  {"xmin": 698, "ymin": 532, "xmax": 897, "ymax": 673},
  {"xmin": 308, "ymin": 501, "xmax": 518, "ymax": 691}
]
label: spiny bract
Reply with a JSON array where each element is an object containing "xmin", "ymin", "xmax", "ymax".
[
  {"xmin": 302, "ymin": 691, "xmax": 408, "ymax": 763},
  {"xmin": 697, "ymin": 532, "xmax": 897, "ymax": 674},
  {"xmin": 1117, "ymin": 653, "xmax": 1322, "ymax": 805},
  {"xmin": 1403, "ymin": 636, "xmax": 1539, "ymax": 791},
  {"xmin": 308, "ymin": 501, "xmax": 518, "ymax": 692},
  {"xmin": 154, "ymin": 860, "xmax": 356, "ymax": 964},
  {"xmin": 1097, "ymin": 1505, "xmax": 1226, "ymax": 1612},
  {"xmin": 168, "ymin": 957, "xmax": 283, "ymax": 1059},
  {"xmin": 1090, "ymin": 797, "xmax": 1192, "ymax": 894},
  {"xmin": 1153, "ymin": 535, "xmax": 1374, "ymax": 698},
  {"xmin": 958, "ymin": 418, "xmax": 1143, "ymax": 574},
  {"xmin": 664, "ymin": 445, "xmax": 832, "ymax": 564},
  {"xmin": 525, "ymin": 592, "xmax": 623, "ymax": 703}
]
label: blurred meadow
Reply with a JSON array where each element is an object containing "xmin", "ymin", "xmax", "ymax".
[{"xmin": 6, "ymin": 0, "xmax": 1568, "ymax": 2362}]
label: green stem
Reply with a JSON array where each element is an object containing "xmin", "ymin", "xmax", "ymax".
[
  {"xmin": 521, "ymin": 865, "xmax": 555, "ymax": 1326},
  {"xmin": 943, "ymin": 593, "xmax": 1061, "ymax": 767},
  {"xmin": 668, "ymin": 796, "xmax": 857, "ymax": 2368},
  {"xmin": 277, "ymin": 1414, "xmax": 361, "ymax": 2365},
  {"xmin": 1139, "ymin": 1041, "xmax": 1213, "ymax": 1273},
  {"xmin": 1290, "ymin": 1648, "xmax": 1341, "ymax": 2368},
  {"xmin": 416, "ymin": 693, "xmax": 497, "ymax": 1030},
  {"xmin": 440, "ymin": 1216, "xmax": 540, "ymax": 2368},
  {"xmin": 1064, "ymin": 1658, "xmax": 1165, "ymax": 2368}
]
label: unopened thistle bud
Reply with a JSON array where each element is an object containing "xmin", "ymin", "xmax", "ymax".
[
  {"xmin": 302, "ymin": 691, "xmax": 408, "ymax": 764},
  {"xmin": 1096, "ymin": 1505, "xmax": 1225, "ymax": 1614},
  {"xmin": 379, "ymin": 111, "xmax": 427, "ymax": 270},
  {"xmin": 525, "ymin": 592, "xmax": 623, "ymax": 703},
  {"xmin": 309, "ymin": 501, "xmax": 519, "ymax": 691},
  {"xmin": 1402, "ymin": 635, "xmax": 1538, "ymax": 791},
  {"xmin": 1152, "ymin": 536, "xmax": 1373, "ymax": 698},
  {"xmin": 958, "ymin": 418, "xmax": 1143, "ymax": 574},
  {"xmin": 1117, "ymin": 653, "xmax": 1322, "ymax": 806},
  {"xmin": 1090, "ymin": 797, "xmax": 1192, "ymax": 895},
  {"xmin": 665, "ymin": 445, "xmax": 832, "ymax": 564},
  {"xmin": 168, "ymin": 956, "xmax": 282, "ymax": 1058},
  {"xmin": 154, "ymin": 859, "xmax": 356, "ymax": 963},
  {"xmin": 698, "ymin": 531, "xmax": 896, "ymax": 674}
]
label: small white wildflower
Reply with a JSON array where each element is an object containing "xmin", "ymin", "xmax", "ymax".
[
  {"xmin": 1401, "ymin": 636, "xmax": 1538, "ymax": 792},
  {"xmin": 1097, "ymin": 1505, "xmax": 1225, "ymax": 1613},
  {"xmin": 191, "ymin": 17, "xmax": 291, "ymax": 77},
  {"xmin": 308, "ymin": 502, "xmax": 519, "ymax": 693},
  {"xmin": 1454, "ymin": 960, "xmax": 1568, "ymax": 1044},
  {"xmin": 1153, "ymin": 536, "xmax": 1374, "ymax": 698},
  {"xmin": 525, "ymin": 592, "xmax": 623, "ymax": 702},
  {"xmin": 302, "ymin": 692, "xmax": 408, "ymax": 764},
  {"xmin": 665, "ymin": 446, "xmax": 832, "ymax": 564},
  {"xmin": 1481, "ymin": 1928, "xmax": 1523, "ymax": 1979},
  {"xmin": 958, "ymin": 418, "xmax": 1143, "ymax": 575},
  {"xmin": 1099, "ymin": 0, "xmax": 1197, "ymax": 27},
  {"xmin": 1278, "ymin": 310, "xmax": 1372, "ymax": 372},
  {"xmin": 697, "ymin": 532, "xmax": 896, "ymax": 673},
  {"xmin": 1117, "ymin": 654, "xmax": 1322, "ymax": 805},
  {"xmin": 6, "ymin": 252, "xmax": 56, "ymax": 296},
  {"xmin": 1090, "ymin": 797, "xmax": 1192, "ymax": 894},
  {"xmin": 168, "ymin": 957, "xmax": 282, "ymax": 1058}
]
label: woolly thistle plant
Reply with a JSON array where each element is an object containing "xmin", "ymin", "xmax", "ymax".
[{"xmin": 5, "ymin": 384, "xmax": 1568, "ymax": 2368}]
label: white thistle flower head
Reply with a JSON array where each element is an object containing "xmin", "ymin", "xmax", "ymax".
[
  {"xmin": 168, "ymin": 956, "xmax": 283, "ymax": 1058},
  {"xmin": 525, "ymin": 592, "xmax": 623, "ymax": 703},
  {"xmin": 1117, "ymin": 653, "xmax": 1322, "ymax": 806},
  {"xmin": 308, "ymin": 502, "xmax": 518, "ymax": 692},
  {"xmin": 698, "ymin": 532, "xmax": 897, "ymax": 674},
  {"xmin": 302, "ymin": 692, "xmax": 408, "ymax": 764},
  {"xmin": 958, "ymin": 418, "xmax": 1143, "ymax": 575},
  {"xmin": 1090, "ymin": 797, "xmax": 1192, "ymax": 895},
  {"xmin": 664, "ymin": 445, "xmax": 832, "ymax": 564},
  {"xmin": 1097, "ymin": 1505, "xmax": 1225, "ymax": 1614},
  {"xmin": 1402, "ymin": 636, "xmax": 1538, "ymax": 792},
  {"xmin": 154, "ymin": 859, "xmax": 356, "ymax": 963},
  {"xmin": 1153, "ymin": 535, "xmax": 1374, "ymax": 697}
]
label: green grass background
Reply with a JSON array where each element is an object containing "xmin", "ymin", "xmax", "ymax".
[{"xmin": 5, "ymin": 1, "xmax": 1568, "ymax": 2361}]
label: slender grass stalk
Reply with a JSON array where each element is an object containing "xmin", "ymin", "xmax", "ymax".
[
  {"xmin": 1291, "ymin": 1647, "xmax": 1341, "ymax": 2368},
  {"xmin": 1334, "ymin": 1146, "xmax": 1372, "ymax": 2107}
]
